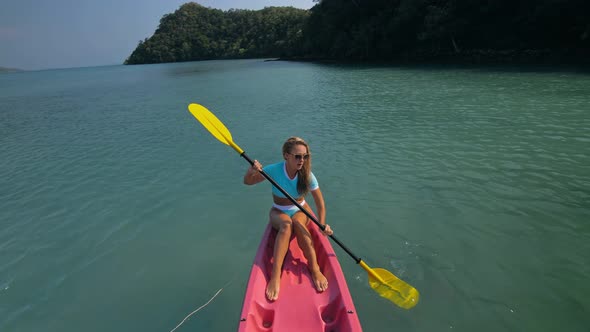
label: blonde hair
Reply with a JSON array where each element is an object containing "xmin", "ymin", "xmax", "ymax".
[{"xmin": 282, "ymin": 136, "xmax": 312, "ymax": 196}]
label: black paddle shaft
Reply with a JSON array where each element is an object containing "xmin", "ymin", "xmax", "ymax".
[{"xmin": 241, "ymin": 152, "xmax": 362, "ymax": 264}]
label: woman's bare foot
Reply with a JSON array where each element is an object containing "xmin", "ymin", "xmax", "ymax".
[
  {"xmin": 266, "ymin": 276, "xmax": 281, "ymax": 301},
  {"xmin": 311, "ymin": 268, "xmax": 328, "ymax": 292}
]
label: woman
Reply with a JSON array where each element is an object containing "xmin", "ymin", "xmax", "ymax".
[{"xmin": 243, "ymin": 136, "xmax": 333, "ymax": 301}]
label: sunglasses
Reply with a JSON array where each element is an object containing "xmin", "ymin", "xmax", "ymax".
[{"xmin": 289, "ymin": 153, "xmax": 310, "ymax": 161}]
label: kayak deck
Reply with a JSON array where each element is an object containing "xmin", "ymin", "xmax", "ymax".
[{"xmin": 238, "ymin": 221, "xmax": 362, "ymax": 332}]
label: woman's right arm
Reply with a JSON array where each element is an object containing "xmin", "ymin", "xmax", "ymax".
[{"xmin": 243, "ymin": 160, "xmax": 265, "ymax": 185}]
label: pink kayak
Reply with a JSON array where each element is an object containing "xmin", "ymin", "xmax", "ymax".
[{"xmin": 238, "ymin": 220, "xmax": 363, "ymax": 332}]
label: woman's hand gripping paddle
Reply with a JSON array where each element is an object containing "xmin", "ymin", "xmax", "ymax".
[{"xmin": 188, "ymin": 103, "xmax": 420, "ymax": 309}]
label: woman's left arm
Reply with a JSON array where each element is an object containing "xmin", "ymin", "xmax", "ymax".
[{"xmin": 311, "ymin": 188, "xmax": 332, "ymax": 235}]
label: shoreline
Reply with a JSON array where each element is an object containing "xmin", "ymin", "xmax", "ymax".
[
  {"xmin": 124, "ymin": 49, "xmax": 590, "ymax": 72},
  {"xmin": 278, "ymin": 49, "xmax": 590, "ymax": 66}
]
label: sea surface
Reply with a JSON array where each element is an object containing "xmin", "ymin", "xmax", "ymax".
[{"xmin": 1, "ymin": 59, "xmax": 589, "ymax": 331}]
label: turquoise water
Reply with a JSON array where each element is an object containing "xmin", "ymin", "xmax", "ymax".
[{"xmin": 1, "ymin": 60, "xmax": 589, "ymax": 331}]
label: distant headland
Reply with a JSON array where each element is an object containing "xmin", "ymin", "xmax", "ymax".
[{"xmin": 0, "ymin": 66, "xmax": 23, "ymax": 73}]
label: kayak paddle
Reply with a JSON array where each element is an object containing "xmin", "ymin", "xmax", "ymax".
[{"xmin": 188, "ymin": 103, "xmax": 420, "ymax": 309}]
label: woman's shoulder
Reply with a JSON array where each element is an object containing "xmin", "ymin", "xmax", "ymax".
[{"xmin": 263, "ymin": 161, "xmax": 284, "ymax": 171}]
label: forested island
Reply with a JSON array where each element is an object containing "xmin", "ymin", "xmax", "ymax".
[{"xmin": 125, "ymin": 0, "xmax": 589, "ymax": 65}]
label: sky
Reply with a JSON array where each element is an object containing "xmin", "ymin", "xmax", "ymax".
[{"xmin": 0, "ymin": 0, "xmax": 315, "ymax": 70}]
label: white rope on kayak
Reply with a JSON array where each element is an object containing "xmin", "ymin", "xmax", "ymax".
[{"xmin": 170, "ymin": 279, "xmax": 232, "ymax": 332}]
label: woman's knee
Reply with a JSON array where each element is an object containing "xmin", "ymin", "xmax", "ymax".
[
  {"xmin": 291, "ymin": 214, "xmax": 308, "ymax": 228},
  {"xmin": 277, "ymin": 219, "xmax": 293, "ymax": 234}
]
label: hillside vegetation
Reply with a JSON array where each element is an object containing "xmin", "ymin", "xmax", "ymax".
[{"xmin": 126, "ymin": 0, "xmax": 590, "ymax": 65}]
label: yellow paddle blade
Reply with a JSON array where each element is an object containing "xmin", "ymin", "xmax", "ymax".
[
  {"xmin": 368, "ymin": 267, "xmax": 419, "ymax": 309},
  {"xmin": 359, "ymin": 260, "xmax": 419, "ymax": 309},
  {"xmin": 188, "ymin": 103, "xmax": 244, "ymax": 154}
]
